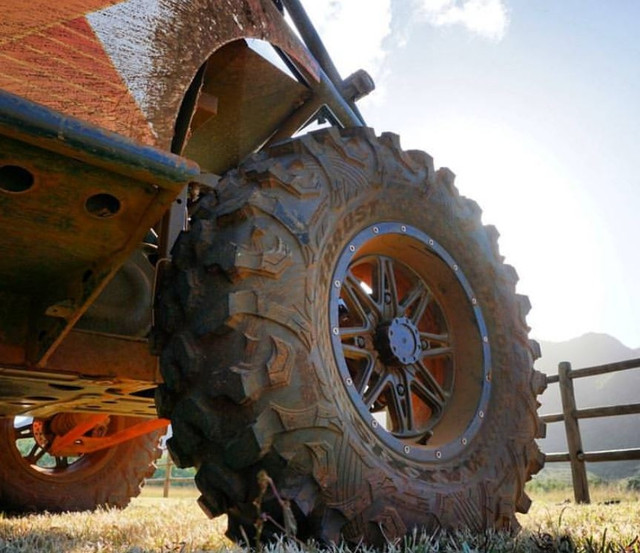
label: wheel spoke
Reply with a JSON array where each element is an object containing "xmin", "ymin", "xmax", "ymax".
[
  {"xmin": 388, "ymin": 373, "xmax": 413, "ymax": 435},
  {"xmin": 355, "ymin": 356, "xmax": 378, "ymax": 395},
  {"xmin": 363, "ymin": 373, "xmax": 391, "ymax": 408},
  {"xmin": 55, "ymin": 456, "xmax": 69, "ymax": 469},
  {"xmin": 25, "ymin": 443, "xmax": 47, "ymax": 464},
  {"xmin": 399, "ymin": 280, "xmax": 425, "ymax": 314},
  {"xmin": 344, "ymin": 271, "xmax": 380, "ymax": 323},
  {"xmin": 419, "ymin": 331, "xmax": 450, "ymax": 347},
  {"xmin": 410, "ymin": 375, "xmax": 446, "ymax": 415},
  {"xmin": 13, "ymin": 423, "xmax": 34, "ymax": 440},
  {"xmin": 339, "ymin": 326, "xmax": 369, "ymax": 340},
  {"xmin": 342, "ymin": 343, "xmax": 373, "ymax": 361},
  {"xmin": 412, "ymin": 361, "xmax": 448, "ymax": 409},
  {"xmin": 408, "ymin": 286, "xmax": 432, "ymax": 324},
  {"xmin": 420, "ymin": 346, "xmax": 452, "ymax": 360},
  {"xmin": 372, "ymin": 258, "xmax": 399, "ymax": 318},
  {"xmin": 382, "ymin": 258, "xmax": 399, "ymax": 317}
]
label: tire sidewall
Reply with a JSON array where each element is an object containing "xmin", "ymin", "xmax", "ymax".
[{"xmin": 306, "ymin": 178, "xmax": 526, "ymax": 512}]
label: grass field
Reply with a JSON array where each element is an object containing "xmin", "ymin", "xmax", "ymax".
[{"xmin": 1, "ymin": 483, "xmax": 638, "ymax": 552}]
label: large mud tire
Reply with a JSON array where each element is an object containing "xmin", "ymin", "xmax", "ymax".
[
  {"xmin": 0, "ymin": 415, "xmax": 162, "ymax": 513},
  {"xmin": 155, "ymin": 128, "xmax": 546, "ymax": 545}
]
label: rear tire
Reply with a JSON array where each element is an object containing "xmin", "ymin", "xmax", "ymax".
[
  {"xmin": 155, "ymin": 127, "xmax": 545, "ymax": 545},
  {"xmin": 0, "ymin": 415, "xmax": 162, "ymax": 513}
]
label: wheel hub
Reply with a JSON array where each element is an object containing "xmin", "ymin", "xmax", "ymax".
[{"xmin": 376, "ymin": 317, "xmax": 422, "ymax": 366}]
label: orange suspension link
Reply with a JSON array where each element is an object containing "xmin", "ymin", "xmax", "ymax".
[{"xmin": 49, "ymin": 418, "xmax": 170, "ymax": 456}]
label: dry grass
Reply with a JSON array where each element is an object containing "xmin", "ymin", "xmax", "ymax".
[
  {"xmin": 0, "ymin": 496, "xmax": 232, "ymax": 553},
  {"xmin": 1, "ymin": 485, "xmax": 638, "ymax": 552}
]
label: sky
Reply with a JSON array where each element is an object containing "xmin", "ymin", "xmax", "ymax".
[{"xmin": 302, "ymin": 0, "xmax": 640, "ymax": 349}]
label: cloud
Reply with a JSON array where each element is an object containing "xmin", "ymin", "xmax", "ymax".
[
  {"xmin": 302, "ymin": 0, "xmax": 392, "ymax": 79},
  {"xmin": 414, "ymin": 0, "xmax": 510, "ymax": 40}
]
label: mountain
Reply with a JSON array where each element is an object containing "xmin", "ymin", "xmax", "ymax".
[{"xmin": 533, "ymin": 333, "xmax": 640, "ymax": 479}]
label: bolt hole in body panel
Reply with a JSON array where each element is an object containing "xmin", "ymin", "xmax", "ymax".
[
  {"xmin": 0, "ymin": 165, "xmax": 34, "ymax": 193},
  {"xmin": 85, "ymin": 193, "xmax": 121, "ymax": 218}
]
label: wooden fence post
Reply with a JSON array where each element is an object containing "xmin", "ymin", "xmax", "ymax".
[
  {"xmin": 558, "ymin": 361, "xmax": 590, "ymax": 503},
  {"xmin": 163, "ymin": 457, "xmax": 172, "ymax": 498}
]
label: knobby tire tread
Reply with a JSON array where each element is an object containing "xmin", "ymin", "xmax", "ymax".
[{"xmin": 155, "ymin": 127, "xmax": 544, "ymax": 545}]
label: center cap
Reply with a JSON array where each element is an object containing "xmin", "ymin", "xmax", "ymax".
[{"xmin": 378, "ymin": 316, "xmax": 422, "ymax": 366}]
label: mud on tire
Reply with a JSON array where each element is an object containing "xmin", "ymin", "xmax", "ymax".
[
  {"xmin": 0, "ymin": 415, "xmax": 162, "ymax": 513},
  {"xmin": 155, "ymin": 127, "xmax": 546, "ymax": 545}
]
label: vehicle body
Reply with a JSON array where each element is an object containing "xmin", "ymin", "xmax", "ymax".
[{"xmin": 0, "ymin": 0, "xmax": 545, "ymax": 544}]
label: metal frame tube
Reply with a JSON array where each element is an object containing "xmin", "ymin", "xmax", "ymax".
[{"xmin": 280, "ymin": 0, "xmax": 366, "ymax": 126}]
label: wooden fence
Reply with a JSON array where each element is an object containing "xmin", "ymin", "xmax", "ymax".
[
  {"xmin": 541, "ymin": 357, "xmax": 640, "ymax": 503},
  {"xmin": 148, "ymin": 358, "xmax": 640, "ymax": 501},
  {"xmin": 146, "ymin": 456, "xmax": 194, "ymax": 497}
]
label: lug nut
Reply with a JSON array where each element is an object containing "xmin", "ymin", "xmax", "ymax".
[{"xmin": 356, "ymin": 336, "xmax": 365, "ymax": 348}]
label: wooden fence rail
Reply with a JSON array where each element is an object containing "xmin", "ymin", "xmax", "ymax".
[
  {"xmin": 541, "ymin": 357, "xmax": 640, "ymax": 504},
  {"xmin": 146, "ymin": 457, "xmax": 194, "ymax": 497}
]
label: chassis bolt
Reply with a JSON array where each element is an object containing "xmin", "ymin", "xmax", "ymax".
[{"xmin": 403, "ymin": 445, "xmax": 411, "ymax": 454}]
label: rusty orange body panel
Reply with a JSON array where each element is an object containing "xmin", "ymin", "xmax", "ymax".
[
  {"xmin": 0, "ymin": 0, "xmax": 320, "ymax": 148},
  {"xmin": 0, "ymin": 0, "xmax": 328, "ymax": 423}
]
